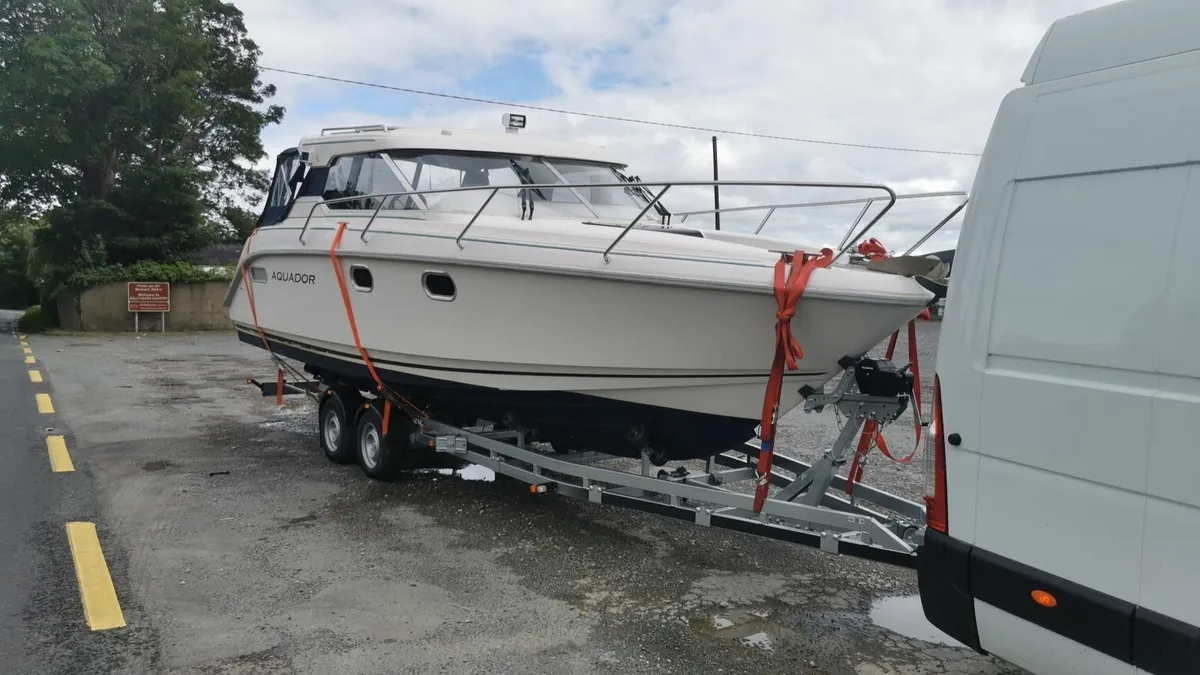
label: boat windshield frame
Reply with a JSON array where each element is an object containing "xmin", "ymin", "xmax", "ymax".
[{"xmin": 380, "ymin": 149, "xmax": 653, "ymax": 218}]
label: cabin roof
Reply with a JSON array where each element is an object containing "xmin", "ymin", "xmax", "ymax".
[{"xmin": 295, "ymin": 124, "xmax": 628, "ymax": 168}]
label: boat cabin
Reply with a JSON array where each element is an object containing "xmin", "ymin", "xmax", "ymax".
[{"xmin": 255, "ymin": 115, "xmax": 665, "ymax": 228}]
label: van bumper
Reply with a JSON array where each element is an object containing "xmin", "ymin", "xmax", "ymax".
[
  {"xmin": 916, "ymin": 528, "xmax": 1200, "ymax": 675},
  {"xmin": 916, "ymin": 528, "xmax": 983, "ymax": 652}
]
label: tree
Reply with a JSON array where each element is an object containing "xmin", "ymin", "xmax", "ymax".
[
  {"xmin": 27, "ymin": 164, "xmax": 210, "ymax": 300},
  {"xmin": 0, "ymin": 211, "xmax": 39, "ymax": 309},
  {"xmin": 200, "ymin": 204, "xmax": 259, "ymax": 245},
  {"xmin": 0, "ymin": 0, "xmax": 284, "ymax": 221}
]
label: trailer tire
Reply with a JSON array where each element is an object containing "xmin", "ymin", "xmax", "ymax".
[
  {"xmin": 355, "ymin": 403, "xmax": 409, "ymax": 481},
  {"xmin": 319, "ymin": 389, "xmax": 359, "ymax": 465}
]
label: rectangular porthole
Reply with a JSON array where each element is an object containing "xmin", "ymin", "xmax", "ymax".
[
  {"xmin": 422, "ymin": 271, "xmax": 455, "ymax": 301},
  {"xmin": 250, "ymin": 266, "xmax": 267, "ymax": 283},
  {"xmin": 350, "ymin": 265, "xmax": 373, "ymax": 292}
]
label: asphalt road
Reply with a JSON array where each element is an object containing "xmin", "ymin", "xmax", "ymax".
[
  {"xmin": 0, "ymin": 311, "xmax": 156, "ymax": 674},
  {"xmin": 1, "ymin": 322, "xmax": 1025, "ymax": 674}
]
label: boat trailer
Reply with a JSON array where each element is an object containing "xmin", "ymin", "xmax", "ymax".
[{"xmin": 249, "ymin": 356, "xmax": 928, "ymax": 569}]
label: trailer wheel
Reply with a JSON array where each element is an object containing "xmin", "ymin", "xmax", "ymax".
[
  {"xmin": 319, "ymin": 389, "xmax": 359, "ymax": 465},
  {"xmin": 355, "ymin": 403, "xmax": 409, "ymax": 481},
  {"xmin": 647, "ymin": 447, "xmax": 670, "ymax": 467}
]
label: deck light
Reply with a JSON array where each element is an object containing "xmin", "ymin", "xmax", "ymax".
[{"xmin": 502, "ymin": 113, "xmax": 526, "ymax": 133}]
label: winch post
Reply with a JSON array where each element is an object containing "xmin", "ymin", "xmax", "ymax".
[
  {"xmin": 777, "ymin": 359, "xmax": 912, "ymax": 506},
  {"xmin": 775, "ymin": 408, "xmax": 865, "ymax": 504}
]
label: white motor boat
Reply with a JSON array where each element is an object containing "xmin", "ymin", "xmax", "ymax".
[{"xmin": 225, "ymin": 115, "xmax": 941, "ymax": 463}]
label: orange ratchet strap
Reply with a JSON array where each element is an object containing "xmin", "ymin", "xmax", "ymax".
[
  {"xmin": 237, "ymin": 227, "xmax": 285, "ymax": 405},
  {"xmin": 329, "ymin": 221, "xmax": 396, "ymax": 433},
  {"xmin": 846, "ymin": 238, "xmax": 928, "ymax": 495},
  {"xmin": 753, "ymin": 247, "xmax": 834, "ymax": 513}
]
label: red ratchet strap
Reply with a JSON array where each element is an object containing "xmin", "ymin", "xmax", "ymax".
[
  {"xmin": 846, "ymin": 239, "xmax": 928, "ymax": 495},
  {"xmin": 329, "ymin": 221, "xmax": 395, "ymax": 434},
  {"xmin": 856, "ymin": 237, "xmax": 889, "ymax": 261},
  {"xmin": 753, "ymin": 247, "xmax": 835, "ymax": 513},
  {"xmin": 237, "ymin": 228, "xmax": 285, "ymax": 406}
]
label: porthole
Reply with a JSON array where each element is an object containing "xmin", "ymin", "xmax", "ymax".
[
  {"xmin": 422, "ymin": 271, "xmax": 456, "ymax": 301},
  {"xmin": 350, "ymin": 265, "xmax": 373, "ymax": 291}
]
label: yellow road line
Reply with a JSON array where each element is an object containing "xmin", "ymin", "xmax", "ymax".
[
  {"xmin": 29, "ymin": 369, "xmax": 43, "ymax": 383},
  {"xmin": 20, "ymin": 340, "xmax": 29, "ymax": 347},
  {"xmin": 24, "ymin": 355, "xmax": 35, "ymax": 365},
  {"xmin": 36, "ymin": 393, "xmax": 54, "ymax": 414},
  {"xmin": 64, "ymin": 522, "xmax": 126, "ymax": 631},
  {"xmin": 22, "ymin": 346, "xmax": 32, "ymax": 355},
  {"xmin": 18, "ymin": 333, "xmax": 26, "ymax": 339},
  {"xmin": 46, "ymin": 435, "xmax": 74, "ymax": 472}
]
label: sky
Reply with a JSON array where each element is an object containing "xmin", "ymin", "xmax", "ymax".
[{"xmin": 230, "ymin": 0, "xmax": 1121, "ymax": 254}]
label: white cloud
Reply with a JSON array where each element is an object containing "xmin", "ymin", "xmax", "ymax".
[{"xmin": 233, "ymin": 0, "xmax": 1119, "ymax": 253}]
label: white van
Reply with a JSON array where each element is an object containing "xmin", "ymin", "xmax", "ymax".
[{"xmin": 917, "ymin": 1, "xmax": 1200, "ymax": 674}]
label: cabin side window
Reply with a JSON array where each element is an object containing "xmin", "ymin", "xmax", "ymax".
[
  {"xmin": 323, "ymin": 153, "xmax": 407, "ymax": 210},
  {"xmin": 256, "ymin": 149, "xmax": 304, "ymax": 227}
]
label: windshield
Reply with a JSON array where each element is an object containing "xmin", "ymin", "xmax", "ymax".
[{"xmin": 385, "ymin": 150, "xmax": 652, "ymax": 220}]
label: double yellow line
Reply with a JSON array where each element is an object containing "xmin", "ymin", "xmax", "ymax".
[
  {"xmin": 23, "ymin": 336, "xmax": 68, "ymax": 469},
  {"xmin": 21, "ymin": 333, "xmax": 126, "ymax": 631}
]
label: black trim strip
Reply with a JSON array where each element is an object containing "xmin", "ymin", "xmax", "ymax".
[
  {"xmin": 234, "ymin": 325, "xmax": 828, "ymax": 381},
  {"xmin": 1134, "ymin": 606, "xmax": 1200, "ymax": 675},
  {"xmin": 917, "ymin": 528, "xmax": 1200, "ymax": 675},
  {"xmin": 970, "ymin": 546, "xmax": 1134, "ymax": 664}
]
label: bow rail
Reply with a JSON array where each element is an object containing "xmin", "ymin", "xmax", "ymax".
[{"xmin": 297, "ymin": 180, "xmax": 904, "ymax": 263}]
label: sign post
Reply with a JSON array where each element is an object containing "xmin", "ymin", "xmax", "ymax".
[{"xmin": 127, "ymin": 282, "xmax": 170, "ymax": 333}]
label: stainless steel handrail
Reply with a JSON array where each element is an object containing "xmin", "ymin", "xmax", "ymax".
[
  {"xmin": 295, "ymin": 180, "xmax": 902, "ymax": 262},
  {"xmin": 837, "ymin": 201, "xmax": 876, "ymax": 251},
  {"xmin": 456, "ymin": 187, "xmax": 500, "ymax": 249},
  {"xmin": 673, "ymin": 190, "xmax": 966, "ymax": 237},
  {"xmin": 902, "ymin": 199, "xmax": 968, "ymax": 257},
  {"xmin": 603, "ymin": 184, "xmax": 672, "ymax": 262}
]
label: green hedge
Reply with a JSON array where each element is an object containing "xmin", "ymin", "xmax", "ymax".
[
  {"xmin": 17, "ymin": 305, "xmax": 53, "ymax": 333},
  {"xmin": 63, "ymin": 260, "xmax": 235, "ymax": 292}
]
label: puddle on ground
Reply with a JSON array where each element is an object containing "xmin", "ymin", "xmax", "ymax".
[
  {"xmin": 689, "ymin": 611, "xmax": 796, "ymax": 651},
  {"xmin": 869, "ymin": 594, "xmax": 962, "ymax": 646},
  {"xmin": 436, "ymin": 464, "xmax": 496, "ymax": 482},
  {"xmin": 257, "ymin": 405, "xmax": 315, "ymax": 434}
]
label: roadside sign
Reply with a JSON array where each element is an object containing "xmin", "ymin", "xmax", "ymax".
[{"xmin": 127, "ymin": 282, "xmax": 170, "ymax": 313}]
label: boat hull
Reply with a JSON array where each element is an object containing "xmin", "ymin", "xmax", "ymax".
[
  {"xmin": 229, "ymin": 230, "xmax": 930, "ymax": 461},
  {"xmin": 235, "ymin": 326, "xmax": 770, "ymax": 460}
]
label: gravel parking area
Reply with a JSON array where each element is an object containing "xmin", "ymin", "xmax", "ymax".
[{"xmin": 18, "ymin": 322, "xmax": 1025, "ymax": 674}]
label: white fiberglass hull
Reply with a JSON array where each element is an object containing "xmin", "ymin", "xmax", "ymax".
[{"xmin": 228, "ymin": 208, "xmax": 932, "ymax": 459}]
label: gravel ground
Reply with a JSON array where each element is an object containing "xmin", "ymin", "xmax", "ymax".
[{"xmin": 26, "ymin": 322, "xmax": 1025, "ymax": 675}]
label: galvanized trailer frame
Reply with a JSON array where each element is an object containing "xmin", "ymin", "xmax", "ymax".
[{"xmin": 251, "ymin": 357, "xmax": 929, "ymax": 569}]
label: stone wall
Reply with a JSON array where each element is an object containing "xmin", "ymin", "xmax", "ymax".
[{"xmin": 56, "ymin": 281, "xmax": 233, "ymax": 332}]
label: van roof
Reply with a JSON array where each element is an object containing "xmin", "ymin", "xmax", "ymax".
[{"xmin": 1021, "ymin": 0, "xmax": 1200, "ymax": 85}]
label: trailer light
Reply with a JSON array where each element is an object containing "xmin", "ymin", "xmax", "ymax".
[
  {"xmin": 1031, "ymin": 590, "xmax": 1057, "ymax": 608},
  {"xmin": 530, "ymin": 484, "xmax": 548, "ymax": 494}
]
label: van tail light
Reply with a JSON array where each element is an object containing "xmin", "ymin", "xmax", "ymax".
[{"xmin": 923, "ymin": 373, "xmax": 948, "ymax": 533}]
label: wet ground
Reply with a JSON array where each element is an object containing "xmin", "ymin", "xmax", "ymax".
[{"xmin": 5, "ymin": 320, "xmax": 1027, "ymax": 674}]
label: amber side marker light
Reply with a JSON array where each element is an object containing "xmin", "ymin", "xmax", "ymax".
[{"xmin": 1031, "ymin": 590, "xmax": 1057, "ymax": 608}]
